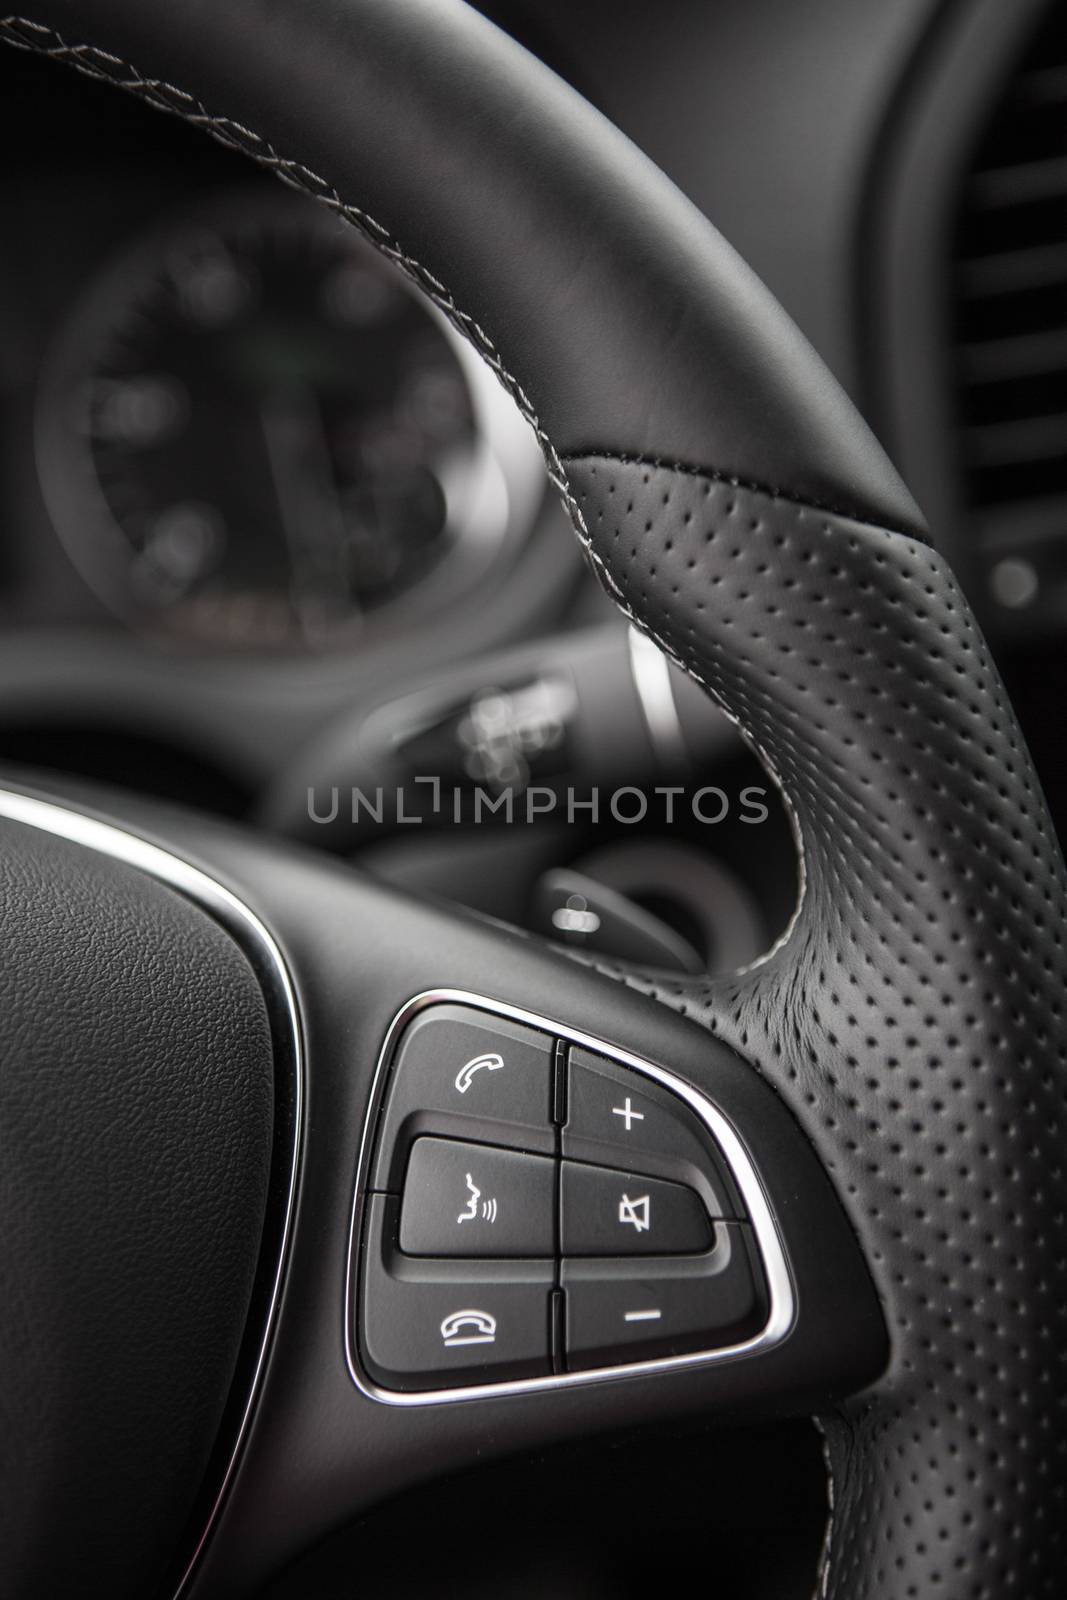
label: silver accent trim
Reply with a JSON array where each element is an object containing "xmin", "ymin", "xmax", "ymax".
[
  {"xmin": 0, "ymin": 787, "xmax": 304, "ymax": 1600},
  {"xmin": 628, "ymin": 626, "xmax": 687, "ymax": 767},
  {"xmin": 345, "ymin": 989, "xmax": 795, "ymax": 1404}
]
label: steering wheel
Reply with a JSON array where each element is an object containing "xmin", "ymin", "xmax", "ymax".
[{"xmin": 2, "ymin": 3, "xmax": 1065, "ymax": 1597}]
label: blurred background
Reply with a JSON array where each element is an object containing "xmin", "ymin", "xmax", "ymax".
[{"xmin": 2, "ymin": 2, "xmax": 1064, "ymax": 995}]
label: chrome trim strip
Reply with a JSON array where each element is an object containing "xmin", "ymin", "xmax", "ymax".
[
  {"xmin": 345, "ymin": 989, "xmax": 795, "ymax": 1405},
  {"xmin": 628, "ymin": 626, "xmax": 687, "ymax": 767},
  {"xmin": 0, "ymin": 788, "xmax": 304, "ymax": 1599}
]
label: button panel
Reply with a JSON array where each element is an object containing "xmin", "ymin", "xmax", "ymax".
[{"xmin": 355, "ymin": 1000, "xmax": 780, "ymax": 1396}]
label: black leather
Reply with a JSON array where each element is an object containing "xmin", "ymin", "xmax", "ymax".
[
  {"xmin": 3, "ymin": 4, "xmax": 1065, "ymax": 1596},
  {"xmin": 0, "ymin": 820, "xmax": 274, "ymax": 1596},
  {"xmin": 2, "ymin": 0, "xmax": 922, "ymax": 538},
  {"xmin": 565, "ymin": 455, "xmax": 1067, "ymax": 1598}
]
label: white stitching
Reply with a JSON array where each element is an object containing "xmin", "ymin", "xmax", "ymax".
[
  {"xmin": 563, "ymin": 461, "xmax": 812, "ymax": 968},
  {"xmin": 0, "ymin": 18, "xmax": 813, "ymax": 944},
  {"xmin": 812, "ymin": 1417, "xmax": 836, "ymax": 1600},
  {"xmin": 0, "ymin": 15, "xmax": 596, "ymax": 537}
]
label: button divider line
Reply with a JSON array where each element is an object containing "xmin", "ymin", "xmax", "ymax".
[{"xmin": 551, "ymin": 1037, "xmax": 568, "ymax": 1127}]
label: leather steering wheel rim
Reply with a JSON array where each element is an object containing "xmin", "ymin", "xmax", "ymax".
[{"xmin": 5, "ymin": 3, "xmax": 1067, "ymax": 1595}]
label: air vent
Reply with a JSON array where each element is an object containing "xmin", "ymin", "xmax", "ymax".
[{"xmin": 951, "ymin": 3, "xmax": 1067, "ymax": 625}]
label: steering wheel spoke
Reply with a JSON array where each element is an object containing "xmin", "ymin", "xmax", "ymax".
[{"xmin": 84, "ymin": 795, "xmax": 870, "ymax": 1593}]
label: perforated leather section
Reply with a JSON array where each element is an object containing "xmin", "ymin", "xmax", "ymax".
[{"xmin": 566, "ymin": 454, "xmax": 1067, "ymax": 1599}]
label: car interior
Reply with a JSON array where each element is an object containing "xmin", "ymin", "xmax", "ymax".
[{"xmin": 1, "ymin": 2, "xmax": 1065, "ymax": 1597}]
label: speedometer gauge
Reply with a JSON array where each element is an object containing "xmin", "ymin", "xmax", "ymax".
[{"xmin": 36, "ymin": 189, "xmax": 538, "ymax": 649}]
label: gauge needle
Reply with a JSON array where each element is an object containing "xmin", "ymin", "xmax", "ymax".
[{"xmin": 260, "ymin": 387, "xmax": 358, "ymax": 642}]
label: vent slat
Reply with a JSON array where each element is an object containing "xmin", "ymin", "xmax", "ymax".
[
  {"xmin": 964, "ymin": 413, "xmax": 1067, "ymax": 469},
  {"xmin": 951, "ymin": 4, "xmax": 1067, "ymax": 561},
  {"xmin": 1013, "ymin": 63, "xmax": 1067, "ymax": 108},
  {"xmin": 969, "ymin": 153, "xmax": 1067, "ymax": 208},
  {"xmin": 960, "ymin": 329, "xmax": 1067, "ymax": 384},
  {"xmin": 980, "ymin": 495, "xmax": 1067, "ymax": 553},
  {"xmin": 958, "ymin": 242, "xmax": 1067, "ymax": 298}
]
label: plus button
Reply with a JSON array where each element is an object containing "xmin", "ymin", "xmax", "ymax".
[{"xmin": 611, "ymin": 1096, "xmax": 644, "ymax": 1132}]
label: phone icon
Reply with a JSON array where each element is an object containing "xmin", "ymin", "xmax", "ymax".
[
  {"xmin": 440, "ymin": 1309, "xmax": 497, "ymax": 1347},
  {"xmin": 453, "ymin": 1052, "xmax": 504, "ymax": 1094}
]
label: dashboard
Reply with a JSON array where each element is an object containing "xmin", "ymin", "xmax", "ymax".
[
  {"xmin": 5, "ymin": 57, "xmax": 552, "ymax": 656},
  {"xmin": 37, "ymin": 187, "xmax": 529, "ymax": 652},
  {"xmin": 0, "ymin": 48, "xmax": 568, "ymax": 800}
]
